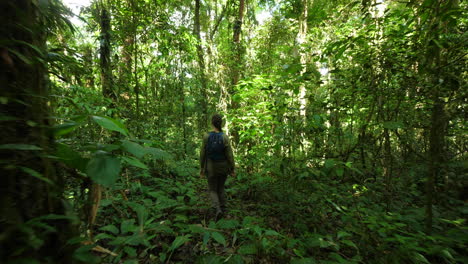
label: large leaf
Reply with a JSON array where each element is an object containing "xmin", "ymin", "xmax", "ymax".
[
  {"xmin": 146, "ymin": 147, "xmax": 171, "ymax": 161},
  {"xmin": 0, "ymin": 144, "xmax": 42, "ymax": 150},
  {"xmin": 169, "ymin": 235, "xmax": 191, "ymax": 252},
  {"xmin": 100, "ymin": 224, "xmax": 119, "ymax": 235},
  {"xmin": 122, "ymin": 156, "xmax": 148, "ymax": 169},
  {"xmin": 56, "ymin": 143, "xmax": 88, "ymax": 172},
  {"xmin": 20, "ymin": 166, "xmax": 54, "ymax": 185},
  {"xmin": 86, "ymin": 152, "xmax": 121, "ymax": 187},
  {"xmin": 91, "ymin": 115, "xmax": 128, "ymax": 136},
  {"xmin": 53, "ymin": 122, "xmax": 81, "ymax": 137},
  {"xmin": 121, "ymin": 140, "xmax": 146, "ymax": 159},
  {"xmin": 128, "ymin": 202, "xmax": 148, "ymax": 228},
  {"xmin": 216, "ymin": 219, "xmax": 239, "ymax": 229},
  {"xmin": 211, "ymin": 232, "xmax": 227, "ymax": 247},
  {"xmin": 413, "ymin": 253, "xmax": 430, "ymax": 264},
  {"xmin": 121, "ymin": 219, "xmax": 138, "ymax": 234},
  {"xmin": 238, "ymin": 243, "xmax": 257, "ymax": 255}
]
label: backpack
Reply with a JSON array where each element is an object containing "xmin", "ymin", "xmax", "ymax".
[{"xmin": 206, "ymin": 132, "xmax": 226, "ymax": 161}]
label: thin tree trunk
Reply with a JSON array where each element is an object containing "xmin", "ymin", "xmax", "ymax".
[
  {"xmin": 426, "ymin": 98, "xmax": 444, "ymax": 233},
  {"xmin": 100, "ymin": 5, "xmax": 113, "ymax": 99},
  {"xmin": 383, "ymin": 128, "xmax": 392, "ymax": 210},
  {"xmin": 231, "ymin": 0, "xmax": 245, "ymax": 89},
  {"xmin": 194, "ymin": 0, "xmax": 209, "ymax": 132},
  {"xmin": 297, "ymin": 0, "xmax": 309, "ymax": 118},
  {"xmin": 229, "ymin": 0, "xmax": 246, "ymax": 145}
]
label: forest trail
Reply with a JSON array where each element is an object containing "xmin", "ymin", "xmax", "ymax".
[{"xmin": 89, "ymin": 168, "xmax": 320, "ymax": 263}]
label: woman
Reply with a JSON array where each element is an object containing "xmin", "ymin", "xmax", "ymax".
[{"xmin": 200, "ymin": 114, "xmax": 235, "ymax": 219}]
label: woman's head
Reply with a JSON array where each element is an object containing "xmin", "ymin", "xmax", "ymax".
[{"xmin": 211, "ymin": 114, "xmax": 223, "ymax": 132}]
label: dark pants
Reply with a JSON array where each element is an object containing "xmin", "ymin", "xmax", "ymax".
[{"xmin": 206, "ymin": 159, "xmax": 229, "ymax": 211}]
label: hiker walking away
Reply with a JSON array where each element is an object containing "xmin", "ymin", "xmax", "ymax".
[{"xmin": 200, "ymin": 114, "xmax": 235, "ymax": 219}]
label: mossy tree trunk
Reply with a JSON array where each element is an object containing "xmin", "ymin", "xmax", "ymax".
[{"xmin": 0, "ymin": 0, "xmax": 75, "ymax": 261}]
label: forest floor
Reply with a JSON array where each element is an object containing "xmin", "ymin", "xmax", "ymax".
[{"xmin": 89, "ymin": 165, "xmax": 467, "ymax": 264}]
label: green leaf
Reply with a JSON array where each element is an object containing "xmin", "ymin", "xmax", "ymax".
[
  {"xmin": 342, "ymin": 240, "xmax": 358, "ymax": 249},
  {"xmin": 330, "ymin": 252, "xmax": 348, "ymax": 263},
  {"xmin": 19, "ymin": 166, "xmax": 54, "ymax": 185},
  {"xmin": 124, "ymin": 246, "xmax": 137, "ymax": 257},
  {"xmin": 324, "ymin": 159, "xmax": 335, "ymax": 168},
  {"xmin": 53, "ymin": 122, "xmax": 81, "ymax": 137},
  {"xmin": 203, "ymin": 232, "xmax": 211, "ymax": 246},
  {"xmin": 199, "ymin": 255, "xmax": 224, "ymax": 264},
  {"xmin": 336, "ymin": 167, "xmax": 344, "ymax": 177},
  {"xmin": 238, "ymin": 243, "xmax": 257, "ymax": 255},
  {"xmin": 225, "ymin": 254, "xmax": 244, "ymax": 264},
  {"xmin": 7, "ymin": 48, "xmax": 32, "ymax": 65},
  {"xmin": 73, "ymin": 244, "xmax": 100, "ymax": 264},
  {"xmin": 128, "ymin": 202, "xmax": 148, "ymax": 228},
  {"xmin": 94, "ymin": 233, "xmax": 115, "ymax": 240},
  {"xmin": 146, "ymin": 147, "xmax": 171, "ymax": 160},
  {"xmin": 0, "ymin": 144, "xmax": 42, "ymax": 150},
  {"xmin": 211, "ymin": 232, "xmax": 227, "ymax": 247},
  {"xmin": 122, "ymin": 156, "xmax": 148, "ymax": 169},
  {"xmin": 100, "ymin": 224, "xmax": 119, "ymax": 234},
  {"xmin": 121, "ymin": 219, "xmax": 137, "ymax": 234},
  {"xmin": 56, "ymin": 143, "xmax": 88, "ymax": 172},
  {"xmin": 91, "ymin": 115, "xmax": 128, "ymax": 136},
  {"xmin": 216, "ymin": 219, "xmax": 239, "ymax": 229},
  {"xmin": 169, "ymin": 235, "xmax": 191, "ymax": 252},
  {"xmin": 264, "ymin": 230, "xmax": 280, "ymax": 236},
  {"xmin": 188, "ymin": 224, "xmax": 206, "ymax": 233},
  {"xmin": 413, "ymin": 253, "xmax": 430, "ymax": 264},
  {"xmin": 86, "ymin": 153, "xmax": 121, "ymax": 187},
  {"xmin": 440, "ymin": 249, "xmax": 454, "ymax": 261},
  {"xmin": 337, "ymin": 231, "xmax": 351, "ymax": 239},
  {"xmin": 121, "ymin": 140, "xmax": 146, "ymax": 159},
  {"xmin": 32, "ymin": 214, "xmax": 77, "ymax": 221}
]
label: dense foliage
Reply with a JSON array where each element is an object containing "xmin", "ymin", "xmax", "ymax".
[{"xmin": 1, "ymin": 0, "xmax": 466, "ymax": 263}]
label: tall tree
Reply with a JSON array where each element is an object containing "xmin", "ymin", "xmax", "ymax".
[
  {"xmin": 194, "ymin": 0, "xmax": 209, "ymax": 132},
  {"xmin": 422, "ymin": 0, "xmax": 458, "ymax": 234},
  {"xmin": 99, "ymin": 1, "xmax": 114, "ymax": 99},
  {"xmin": 297, "ymin": 0, "xmax": 309, "ymax": 118},
  {"xmin": 229, "ymin": 0, "xmax": 246, "ymax": 145},
  {"xmin": 231, "ymin": 0, "xmax": 245, "ymax": 89},
  {"xmin": 0, "ymin": 0, "xmax": 75, "ymax": 261}
]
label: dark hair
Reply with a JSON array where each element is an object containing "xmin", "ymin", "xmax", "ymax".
[{"xmin": 211, "ymin": 114, "xmax": 223, "ymax": 132}]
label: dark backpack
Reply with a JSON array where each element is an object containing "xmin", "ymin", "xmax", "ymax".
[{"xmin": 206, "ymin": 132, "xmax": 226, "ymax": 161}]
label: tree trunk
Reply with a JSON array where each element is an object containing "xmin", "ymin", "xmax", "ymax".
[
  {"xmin": 194, "ymin": 0, "xmax": 209, "ymax": 132},
  {"xmin": 0, "ymin": 0, "xmax": 75, "ymax": 261},
  {"xmin": 424, "ymin": 0, "xmax": 450, "ymax": 234},
  {"xmin": 231, "ymin": 0, "xmax": 245, "ymax": 89},
  {"xmin": 297, "ymin": 0, "xmax": 309, "ymax": 118},
  {"xmin": 426, "ymin": 98, "xmax": 444, "ymax": 233},
  {"xmin": 383, "ymin": 128, "xmax": 392, "ymax": 210},
  {"xmin": 229, "ymin": 0, "xmax": 246, "ymax": 145},
  {"xmin": 100, "ymin": 4, "xmax": 114, "ymax": 99},
  {"xmin": 88, "ymin": 1, "xmax": 114, "ymax": 232}
]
